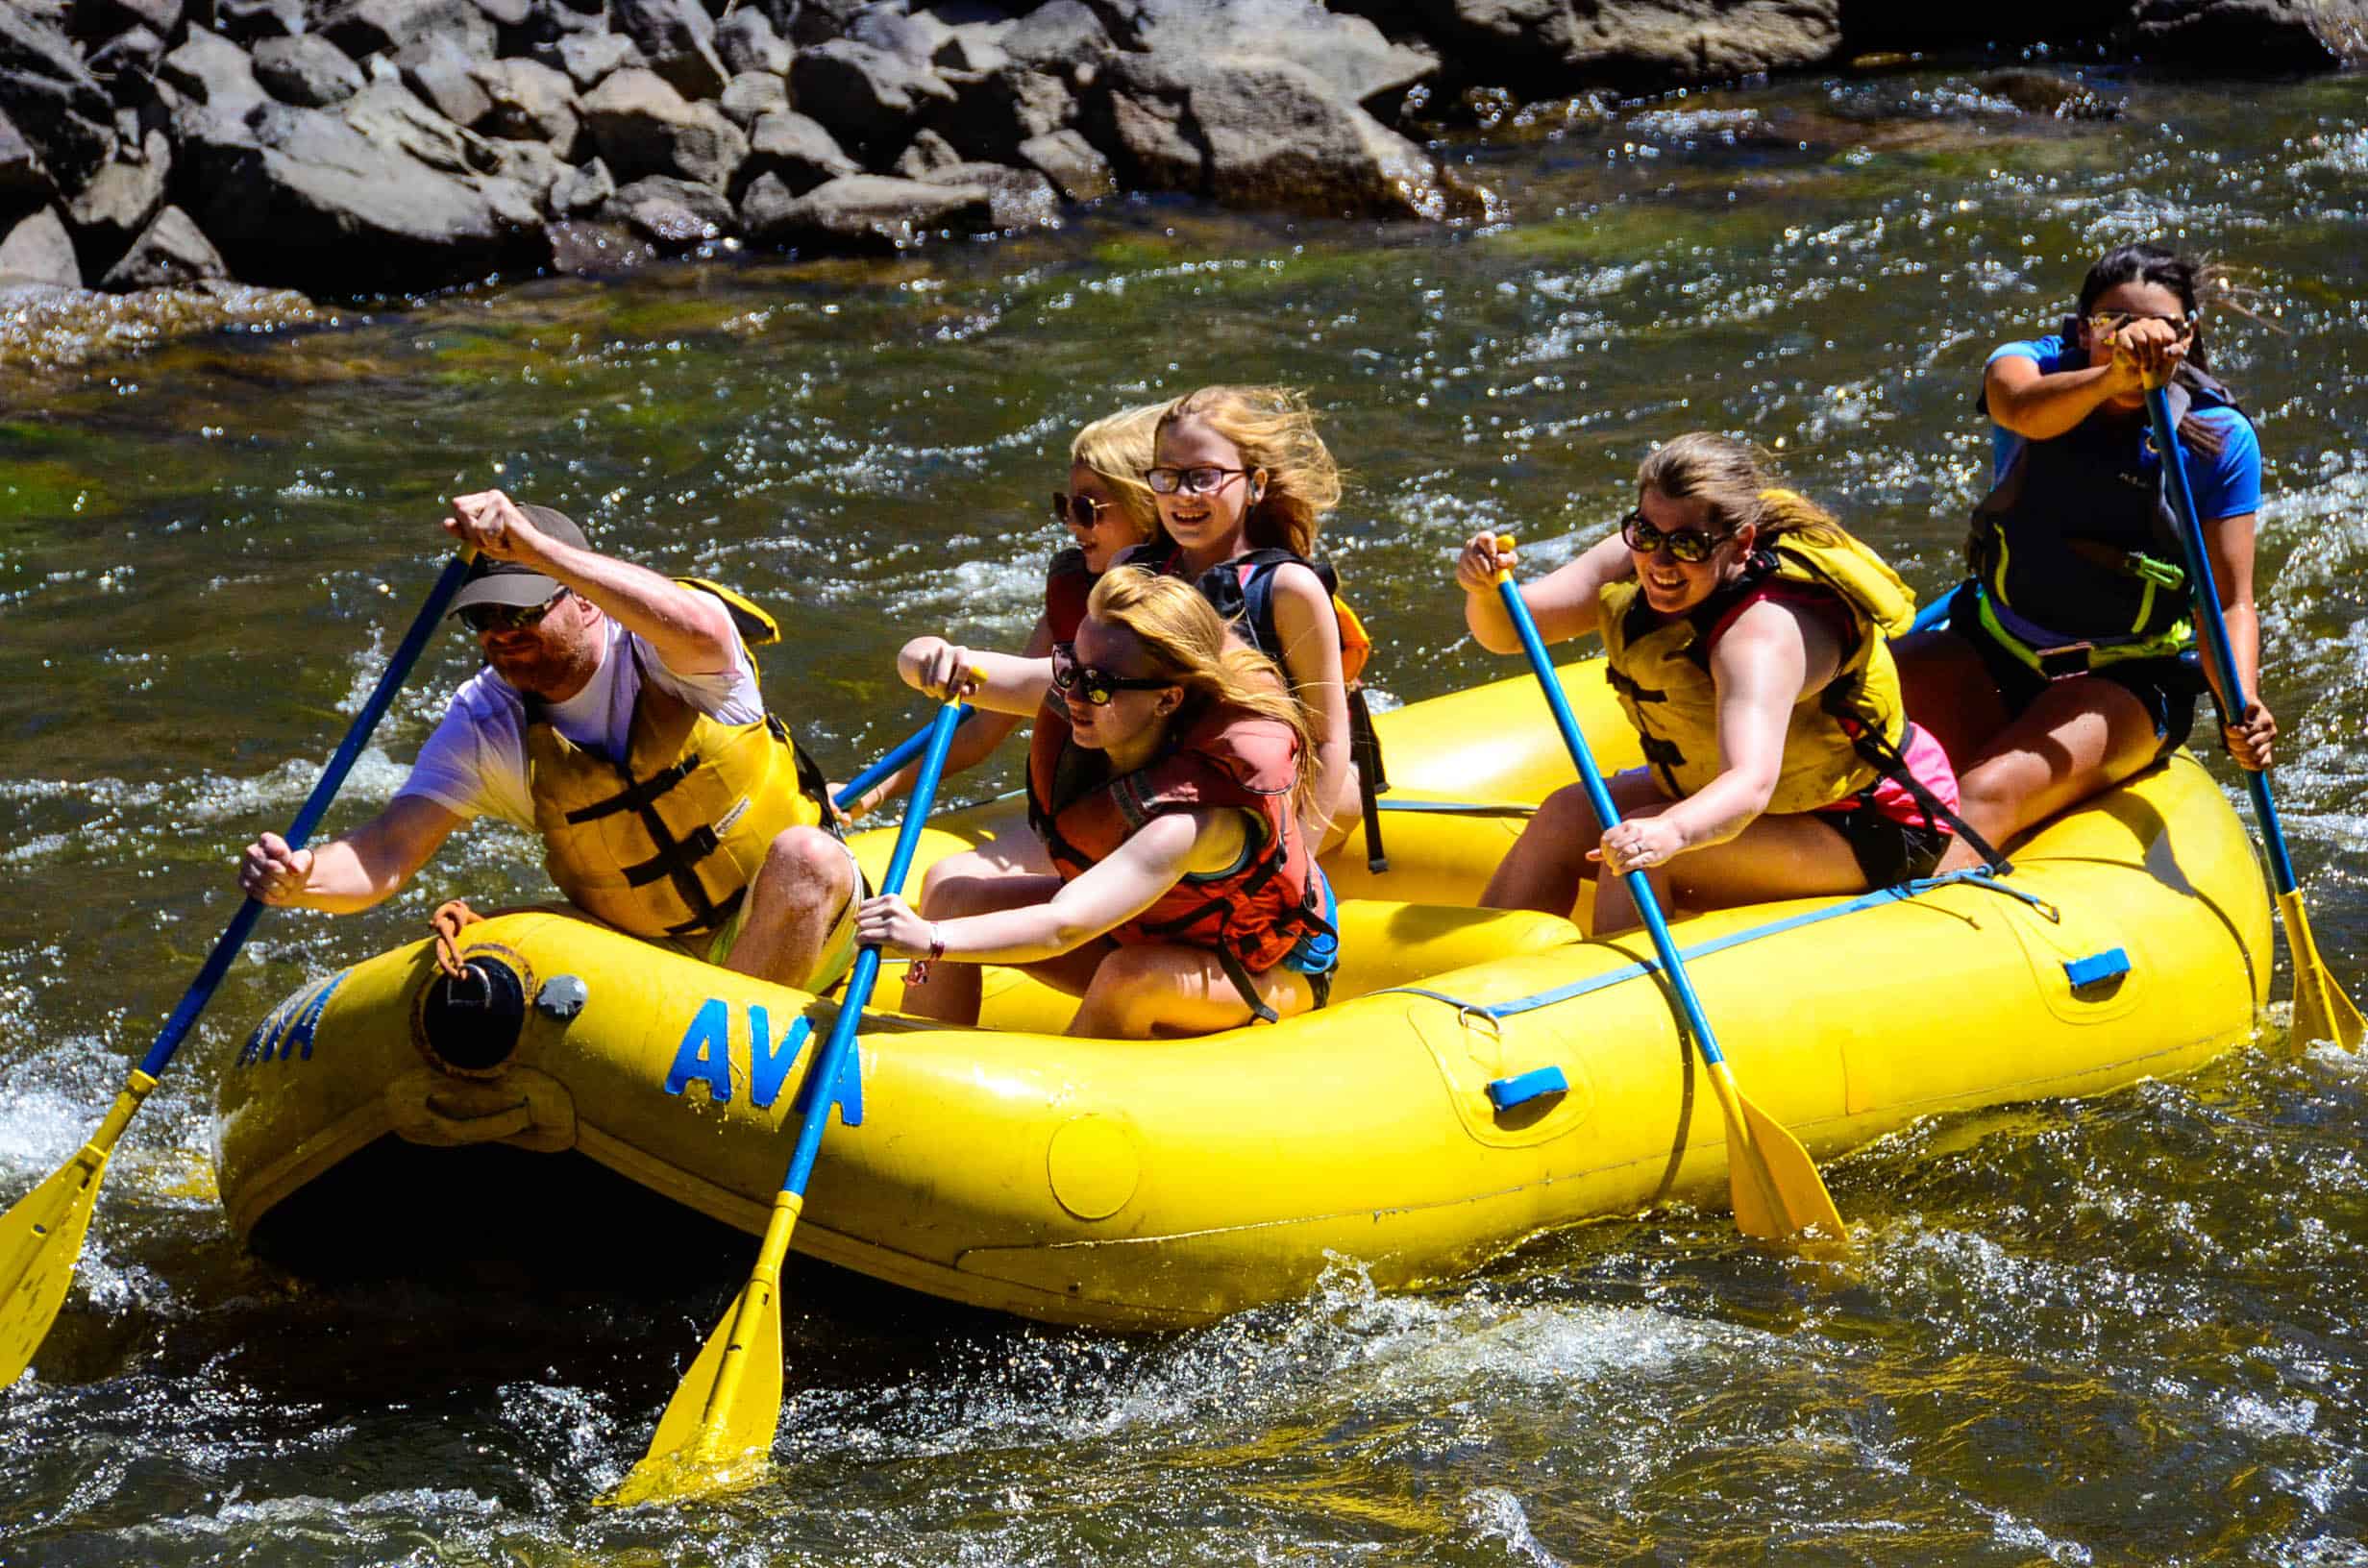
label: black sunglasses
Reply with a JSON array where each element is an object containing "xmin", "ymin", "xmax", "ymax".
[
  {"xmin": 459, "ymin": 587, "xmax": 569, "ymax": 634},
  {"xmin": 1619, "ymin": 509, "xmax": 1731, "ymax": 566},
  {"xmin": 1050, "ymin": 490, "xmax": 1114, "ymax": 529},
  {"xmin": 1051, "ymin": 642, "xmax": 1173, "ymax": 707}
]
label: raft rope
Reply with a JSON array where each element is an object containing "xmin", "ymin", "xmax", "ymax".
[
  {"xmin": 430, "ymin": 898, "xmax": 485, "ymax": 982},
  {"xmin": 1374, "ymin": 870, "xmax": 2057, "ymax": 1022}
]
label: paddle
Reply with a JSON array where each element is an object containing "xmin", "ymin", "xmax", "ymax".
[
  {"xmin": 2144, "ymin": 385, "xmax": 2363, "ymax": 1053},
  {"xmin": 831, "ymin": 705, "xmax": 975, "ymax": 816},
  {"xmin": 607, "ymin": 676, "xmax": 977, "ymax": 1507},
  {"xmin": 1490, "ymin": 542, "xmax": 1848, "ymax": 1251},
  {"xmin": 0, "ymin": 547, "xmax": 479, "ymax": 1387}
]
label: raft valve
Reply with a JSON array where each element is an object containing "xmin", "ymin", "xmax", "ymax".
[
  {"xmin": 417, "ymin": 956, "xmax": 527, "ymax": 1074},
  {"xmin": 535, "ymin": 974, "xmax": 589, "ymax": 1021}
]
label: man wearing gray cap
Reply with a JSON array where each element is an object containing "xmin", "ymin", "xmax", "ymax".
[{"xmin": 238, "ymin": 489, "xmax": 863, "ymax": 993}]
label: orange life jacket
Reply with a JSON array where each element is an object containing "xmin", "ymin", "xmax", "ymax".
[{"xmin": 1045, "ymin": 546, "xmax": 1096, "ymax": 644}]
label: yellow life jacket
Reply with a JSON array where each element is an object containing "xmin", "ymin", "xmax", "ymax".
[
  {"xmin": 1598, "ymin": 526, "xmax": 1918, "ymax": 814},
  {"xmin": 526, "ymin": 579, "xmax": 830, "ymax": 942}
]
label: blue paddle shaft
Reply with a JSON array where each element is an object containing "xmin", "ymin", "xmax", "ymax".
[
  {"xmin": 136, "ymin": 551, "xmax": 478, "ymax": 1080},
  {"xmin": 779, "ymin": 693, "xmax": 968, "ymax": 1199},
  {"xmin": 2143, "ymin": 386, "xmax": 2302, "ymax": 897},
  {"xmin": 832, "ymin": 707, "xmax": 974, "ymax": 812},
  {"xmin": 1494, "ymin": 576, "xmax": 1732, "ymax": 1067}
]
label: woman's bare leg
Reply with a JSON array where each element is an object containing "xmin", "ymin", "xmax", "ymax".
[{"xmin": 1066, "ymin": 943, "xmax": 1315, "ymax": 1039}]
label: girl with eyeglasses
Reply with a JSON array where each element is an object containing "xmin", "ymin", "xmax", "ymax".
[
  {"xmin": 858, "ymin": 569, "xmax": 1338, "ymax": 1038},
  {"xmin": 1892, "ymin": 243, "xmax": 2275, "ymax": 872},
  {"xmin": 1452, "ymin": 432, "xmax": 1965, "ymax": 935},
  {"xmin": 1117, "ymin": 386, "xmax": 1383, "ymax": 863},
  {"xmin": 850, "ymin": 403, "xmax": 1165, "ymax": 821}
]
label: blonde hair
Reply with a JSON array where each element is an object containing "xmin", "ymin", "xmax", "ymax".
[
  {"xmin": 1634, "ymin": 431, "xmax": 1851, "ymax": 550},
  {"xmin": 1084, "ymin": 567, "xmax": 1317, "ymax": 817},
  {"xmin": 1070, "ymin": 402, "xmax": 1164, "ymax": 545},
  {"xmin": 1155, "ymin": 385, "xmax": 1343, "ymax": 558}
]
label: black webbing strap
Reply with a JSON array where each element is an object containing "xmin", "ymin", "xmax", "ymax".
[{"xmin": 563, "ymin": 755, "xmax": 700, "ymax": 823}]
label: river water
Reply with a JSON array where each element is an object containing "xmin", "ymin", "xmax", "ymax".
[{"xmin": 3, "ymin": 64, "xmax": 2365, "ymax": 1565}]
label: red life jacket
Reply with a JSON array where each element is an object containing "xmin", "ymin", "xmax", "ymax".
[
  {"xmin": 1044, "ymin": 546, "xmax": 1096, "ymax": 643},
  {"xmin": 1025, "ymin": 693, "xmax": 1323, "ymax": 976}
]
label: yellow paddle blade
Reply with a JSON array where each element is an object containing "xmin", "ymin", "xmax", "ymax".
[
  {"xmin": 1706, "ymin": 1063, "xmax": 1850, "ymax": 1255},
  {"xmin": 2281, "ymin": 889, "xmax": 2365, "ymax": 1054},
  {"xmin": 0, "ymin": 1073, "xmax": 156, "ymax": 1386},
  {"xmin": 604, "ymin": 1282, "xmax": 784, "ymax": 1506}
]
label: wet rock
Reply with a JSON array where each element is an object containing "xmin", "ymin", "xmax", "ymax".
[
  {"xmin": 177, "ymin": 98, "xmax": 546, "ymax": 291},
  {"xmin": 580, "ymin": 66, "xmax": 749, "ymax": 190},
  {"xmin": 738, "ymin": 107, "xmax": 860, "ymax": 195},
  {"xmin": 87, "ymin": 26, "xmax": 168, "ymax": 109},
  {"xmin": 601, "ymin": 171, "xmax": 733, "ymax": 244},
  {"xmin": 1113, "ymin": 0, "xmax": 1437, "ymax": 111},
  {"xmin": 397, "ymin": 35, "xmax": 496, "ymax": 127},
  {"xmin": 741, "ymin": 169, "xmax": 994, "ymax": 249},
  {"xmin": 66, "ymin": 131, "xmax": 169, "ymax": 275},
  {"xmin": 100, "ymin": 204, "xmax": 227, "ymax": 288},
  {"xmin": 318, "ymin": 0, "xmax": 499, "ymax": 62},
  {"xmin": 485, "ymin": 135, "xmax": 569, "ymax": 212},
  {"xmin": 2132, "ymin": 0, "xmax": 2364, "ymax": 67},
  {"xmin": 919, "ymin": 159, "xmax": 1056, "ymax": 228},
  {"xmin": 160, "ymin": 25, "xmax": 269, "ymax": 113},
  {"xmin": 719, "ymin": 70, "xmax": 791, "ymax": 130},
  {"xmin": 0, "ymin": 206, "xmax": 81, "ymax": 285},
  {"xmin": 553, "ymin": 152, "xmax": 613, "ymax": 212},
  {"xmin": 1015, "ymin": 125, "xmax": 1112, "ymax": 200},
  {"xmin": 254, "ymin": 35, "xmax": 370, "ymax": 107},
  {"xmin": 213, "ymin": 0, "xmax": 308, "ymax": 42},
  {"xmin": 548, "ymin": 216, "xmax": 656, "ymax": 272},
  {"xmin": 0, "ymin": 109, "xmax": 47, "ymax": 203},
  {"xmin": 715, "ymin": 9, "xmax": 795, "ymax": 76},
  {"xmin": 790, "ymin": 39, "xmax": 956, "ymax": 164},
  {"xmin": 893, "ymin": 126, "xmax": 962, "ymax": 175},
  {"xmin": 1400, "ymin": 0, "xmax": 1841, "ymax": 95},
  {"xmin": 557, "ymin": 32, "xmax": 646, "ymax": 91},
  {"xmin": 1089, "ymin": 53, "xmax": 1450, "ymax": 219},
  {"xmin": 1973, "ymin": 68, "xmax": 2125, "ymax": 119},
  {"xmin": 474, "ymin": 57, "xmax": 583, "ymax": 154},
  {"xmin": 0, "ymin": 7, "xmax": 120, "ymax": 190},
  {"xmin": 611, "ymin": 0, "xmax": 731, "ymax": 99},
  {"xmin": 1000, "ymin": 0, "xmax": 1111, "ymax": 73}
]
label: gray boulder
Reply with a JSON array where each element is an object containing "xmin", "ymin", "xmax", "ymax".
[
  {"xmin": 930, "ymin": 64, "xmax": 1072, "ymax": 161},
  {"xmin": 474, "ymin": 57, "xmax": 583, "ymax": 154},
  {"xmin": 892, "ymin": 126, "xmax": 961, "ymax": 175},
  {"xmin": 396, "ymin": 35, "xmax": 494, "ymax": 128},
  {"xmin": 741, "ymin": 169, "xmax": 994, "ymax": 249},
  {"xmin": 0, "ymin": 108, "xmax": 47, "ymax": 202},
  {"xmin": 2133, "ymin": 0, "xmax": 2368, "ymax": 67},
  {"xmin": 1016, "ymin": 126, "xmax": 1112, "ymax": 201},
  {"xmin": 160, "ymin": 25, "xmax": 269, "ymax": 112},
  {"xmin": 580, "ymin": 67, "xmax": 750, "ymax": 190},
  {"xmin": 101, "ymin": 205, "xmax": 228, "ymax": 289},
  {"xmin": 737, "ymin": 107, "xmax": 859, "ymax": 195},
  {"xmin": 790, "ymin": 0, "xmax": 871, "ymax": 45},
  {"xmin": 719, "ymin": 70, "xmax": 792, "ymax": 130},
  {"xmin": 933, "ymin": 21, "xmax": 1011, "ymax": 73},
  {"xmin": 715, "ymin": 9, "xmax": 795, "ymax": 76},
  {"xmin": 1395, "ymin": 0, "xmax": 1838, "ymax": 93},
  {"xmin": 553, "ymin": 153, "xmax": 614, "ymax": 213},
  {"xmin": 790, "ymin": 39, "xmax": 956, "ymax": 163},
  {"xmin": 1111, "ymin": 0, "xmax": 1436, "ymax": 111},
  {"xmin": 66, "ymin": 131, "xmax": 170, "ymax": 273},
  {"xmin": 548, "ymin": 217, "xmax": 659, "ymax": 274},
  {"xmin": 254, "ymin": 34, "xmax": 369, "ymax": 107},
  {"xmin": 919, "ymin": 159, "xmax": 1057, "ymax": 229},
  {"xmin": 999, "ymin": 0, "xmax": 1111, "ymax": 72},
  {"xmin": 610, "ymin": 0, "xmax": 730, "ymax": 99},
  {"xmin": 339, "ymin": 69, "xmax": 501, "ymax": 178},
  {"xmin": 213, "ymin": 0, "xmax": 307, "ymax": 41},
  {"xmin": 0, "ymin": 206, "xmax": 80, "ymax": 285},
  {"xmin": 849, "ymin": 5, "xmax": 942, "ymax": 62},
  {"xmin": 73, "ymin": 0, "xmax": 184, "ymax": 36},
  {"xmin": 473, "ymin": 0, "xmax": 534, "ymax": 25},
  {"xmin": 558, "ymin": 32, "xmax": 647, "ymax": 90},
  {"xmin": 1088, "ymin": 53, "xmax": 1452, "ymax": 219},
  {"xmin": 484, "ymin": 135, "xmax": 570, "ymax": 212},
  {"xmin": 317, "ymin": 0, "xmax": 499, "ymax": 61},
  {"xmin": 0, "ymin": 7, "xmax": 119, "ymax": 190},
  {"xmin": 601, "ymin": 172, "xmax": 734, "ymax": 245},
  {"xmin": 87, "ymin": 25, "xmax": 168, "ymax": 108},
  {"xmin": 177, "ymin": 97, "xmax": 547, "ymax": 290}
]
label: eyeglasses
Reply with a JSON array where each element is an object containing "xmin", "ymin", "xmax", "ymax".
[
  {"xmin": 1050, "ymin": 491, "xmax": 1114, "ymax": 529},
  {"xmin": 1145, "ymin": 465, "xmax": 1249, "ymax": 497},
  {"xmin": 459, "ymin": 588, "xmax": 569, "ymax": 634},
  {"xmin": 1619, "ymin": 509, "xmax": 1731, "ymax": 565},
  {"xmin": 2086, "ymin": 309, "xmax": 2193, "ymax": 335},
  {"xmin": 1051, "ymin": 642, "xmax": 1173, "ymax": 707}
]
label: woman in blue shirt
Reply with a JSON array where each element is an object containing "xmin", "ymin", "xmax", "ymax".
[{"xmin": 1895, "ymin": 243, "xmax": 2277, "ymax": 870}]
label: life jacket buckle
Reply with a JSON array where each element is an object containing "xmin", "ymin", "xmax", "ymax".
[
  {"xmin": 2031, "ymin": 641, "xmax": 2098, "ymax": 679},
  {"xmin": 2126, "ymin": 551, "xmax": 2185, "ymax": 591}
]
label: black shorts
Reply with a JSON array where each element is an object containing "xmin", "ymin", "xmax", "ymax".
[
  {"xmin": 1945, "ymin": 581, "xmax": 2205, "ymax": 760},
  {"xmin": 1821, "ymin": 795, "xmax": 1952, "ymax": 888}
]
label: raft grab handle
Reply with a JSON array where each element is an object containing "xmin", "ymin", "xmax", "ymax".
[
  {"xmin": 1486, "ymin": 1066, "xmax": 1570, "ymax": 1110},
  {"xmin": 2063, "ymin": 947, "xmax": 2132, "ymax": 992}
]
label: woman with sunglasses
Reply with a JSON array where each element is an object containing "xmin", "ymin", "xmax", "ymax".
[
  {"xmin": 1116, "ymin": 386, "xmax": 1376, "ymax": 857},
  {"xmin": 1892, "ymin": 243, "xmax": 2275, "ymax": 871},
  {"xmin": 1453, "ymin": 432, "xmax": 1963, "ymax": 935},
  {"xmin": 847, "ymin": 404, "xmax": 1165, "ymax": 821},
  {"xmin": 857, "ymin": 568, "xmax": 1337, "ymax": 1038}
]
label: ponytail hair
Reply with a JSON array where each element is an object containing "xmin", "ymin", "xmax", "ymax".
[
  {"xmin": 1634, "ymin": 432, "xmax": 1853, "ymax": 549},
  {"xmin": 1155, "ymin": 385, "xmax": 1343, "ymax": 558},
  {"xmin": 1084, "ymin": 567, "xmax": 1317, "ymax": 817},
  {"xmin": 1070, "ymin": 402, "xmax": 1165, "ymax": 545}
]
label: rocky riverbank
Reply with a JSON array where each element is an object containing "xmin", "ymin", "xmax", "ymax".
[{"xmin": 0, "ymin": 0, "xmax": 2360, "ymax": 306}]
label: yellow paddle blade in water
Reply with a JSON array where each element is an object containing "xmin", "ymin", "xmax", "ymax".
[
  {"xmin": 1706, "ymin": 1062, "xmax": 1849, "ymax": 1254},
  {"xmin": 0, "ymin": 1072, "xmax": 156, "ymax": 1386},
  {"xmin": 2282, "ymin": 890, "xmax": 2365, "ymax": 1054},
  {"xmin": 603, "ymin": 1192, "xmax": 800, "ymax": 1507}
]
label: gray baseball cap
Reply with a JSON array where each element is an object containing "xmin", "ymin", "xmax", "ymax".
[{"xmin": 445, "ymin": 503, "xmax": 588, "ymax": 616}]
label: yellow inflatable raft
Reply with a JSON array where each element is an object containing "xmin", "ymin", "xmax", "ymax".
[{"xmin": 213, "ymin": 660, "xmax": 2272, "ymax": 1329}]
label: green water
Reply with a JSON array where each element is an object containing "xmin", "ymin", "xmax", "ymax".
[{"xmin": 4, "ymin": 67, "xmax": 2367, "ymax": 1564}]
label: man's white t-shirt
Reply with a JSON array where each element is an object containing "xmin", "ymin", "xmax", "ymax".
[{"xmin": 397, "ymin": 616, "xmax": 764, "ymax": 831}]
